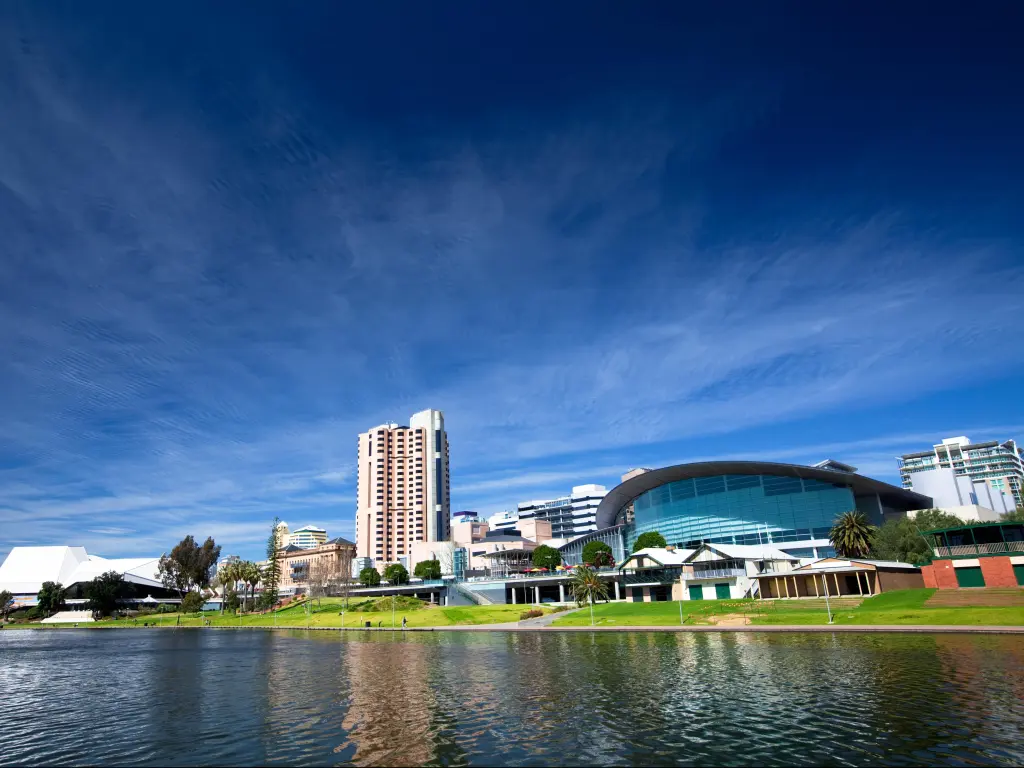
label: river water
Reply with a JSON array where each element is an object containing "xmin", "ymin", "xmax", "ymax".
[{"xmin": 1, "ymin": 629, "xmax": 1022, "ymax": 766}]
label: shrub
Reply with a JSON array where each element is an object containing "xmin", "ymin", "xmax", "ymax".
[
  {"xmin": 519, "ymin": 608, "xmax": 544, "ymax": 620},
  {"xmin": 582, "ymin": 540, "xmax": 614, "ymax": 566},
  {"xmin": 632, "ymin": 531, "xmax": 668, "ymax": 552},
  {"xmin": 181, "ymin": 592, "xmax": 206, "ymax": 614},
  {"xmin": 383, "ymin": 563, "xmax": 409, "ymax": 585},
  {"xmin": 156, "ymin": 603, "xmax": 176, "ymax": 614},
  {"xmin": 531, "ymin": 545, "xmax": 561, "ymax": 570},
  {"xmin": 414, "ymin": 559, "xmax": 442, "ymax": 580}
]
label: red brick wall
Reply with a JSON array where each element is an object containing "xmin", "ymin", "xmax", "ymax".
[
  {"xmin": 929, "ymin": 559, "xmax": 960, "ymax": 589},
  {"xmin": 979, "ymin": 556, "xmax": 1017, "ymax": 588},
  {"xmin": 921, "ymin": 564, "xmax": 937, "ymax": 588}
]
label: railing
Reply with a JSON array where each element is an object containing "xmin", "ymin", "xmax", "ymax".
[
  {"xmin": 933, "ymin": 542, "xmax": 1024, "ymax": 557},
  {"xmin": 619, "ymin": 568, "xmax": 680, "ymax": 585},
  {"xmin": 688, "ymin": 567, "xmax": 745, "ymax": 580}
]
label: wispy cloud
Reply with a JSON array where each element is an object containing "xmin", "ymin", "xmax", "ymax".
[{"xmin": 0, "ymin": 8, "xmax": 1022, "ymax": 564}]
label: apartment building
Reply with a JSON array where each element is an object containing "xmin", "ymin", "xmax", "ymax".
[
  {"xmin": 899, "ymin": 436, "xmax": 1023, "ymax": 508},
  {"xmin": 517, "ymin": 484, "xmax": 608, "ymax": 539},
  {"xmin": 355, "ymin": 409, "xmax": 450, "ymax": 565}
]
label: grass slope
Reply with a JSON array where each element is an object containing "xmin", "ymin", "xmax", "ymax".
[{"xmin": 551, "ymin": 590, "xmax": 1024, "ymax": 627}]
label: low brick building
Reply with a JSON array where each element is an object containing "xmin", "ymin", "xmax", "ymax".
[{"xmin": 920, "ymin": 521, "xmax": 1024, "ymax": 589}]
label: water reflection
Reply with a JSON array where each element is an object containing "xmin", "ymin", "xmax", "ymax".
[{"xmin": 0, "ymin": 629, "xmax": 1022, "ymax": 767}]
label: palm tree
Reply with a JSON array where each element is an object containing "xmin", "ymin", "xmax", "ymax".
[
  {"xmin": 829, "ymin": 511, "xmax": 877, "ymax": 558},
  {"xmin": 569, "ymin": 566, "xmax": 610, "ymax": 627},
  {"xmin": 243, "ymin": 561, "xmax": 262, "ymax": 613},
  {"xmin": 219, "ymin": 561, "xmax": 240, "ymax": 615}
]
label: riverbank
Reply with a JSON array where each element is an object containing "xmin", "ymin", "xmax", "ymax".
[{"xmin": 6, "ymin": 590, "xmax": 1022, "ymax": 633}]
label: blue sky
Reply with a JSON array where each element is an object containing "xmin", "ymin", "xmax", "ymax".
[{"xmin": 1, "ymin": 3, "xmax": 1022, "ymax": 562}]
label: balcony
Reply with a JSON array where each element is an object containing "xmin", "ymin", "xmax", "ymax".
[
  {"xmin": 687, "ymin": 567, "xmax": 745, "ymax": 580},
  {"xmin": 933, "ymin": 542, "xmax": 1024, "ymax": 557},
  {"xmin": 619, "ymin": 568, "xmax": 681, "ymax": 585}
]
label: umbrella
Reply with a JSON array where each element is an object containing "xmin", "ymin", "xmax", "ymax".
[{"xmin": 538, "ymin": 567, "xmax": 549, "ymax": 572}]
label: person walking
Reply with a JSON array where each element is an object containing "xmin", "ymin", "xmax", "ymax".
[{"xmin": 402, "ymin": 616, "xmax": 407, "ymax": 630}]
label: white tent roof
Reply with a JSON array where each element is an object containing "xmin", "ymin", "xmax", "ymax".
[{"xmin": 0, "ymin": 546, "xmax": 162, "ymax": 594}]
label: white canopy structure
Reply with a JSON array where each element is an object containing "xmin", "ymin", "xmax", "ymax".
[{"xmin": 0, "ymin": 546, "xmax": 164, "ymax": 605}]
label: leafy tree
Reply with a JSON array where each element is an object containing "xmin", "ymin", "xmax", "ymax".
[
  {"xmin": 631, "ymin": 531, "xmax": 668, "ymax": 553},
  {"xmin": 582, "ymin": 541, "xmax": 615, "ymax": 567},
  {"xmin": 180, "ymin": 591, "xmax": 206, "ymax": 615},
  {"xmin": 383, "ymin": 563, "xmax": 409, "ymax": 585},
  {"xmin": 1001, "ymin": 507, "xmax": 1024, "ymax": 522},
  {"xmin": 414, "ymin": 559, "xmax": 442, "ymax": 580},
  {"xmin": 224, "ymin": 590, "xmax": 241, "ymax": 613},
  {"xmin": 37, "ymin": 581, "xmax": 66, "ymax": 617},
  {"xmin": 569, "ymin": 566, "xmax": 610, "ymax": 626},
  {"xmin": 0, "ymin": 589, "xmax": 14, "ymax": 621},
  {"xmin": 359, "ymin": 567, "xmax": 381, "ymax": 586},
  {"xmin": 869, "ymin": 508, "xmax": 967, "ymax": 565},
  {"xmin": 829, "ymin": 511, "xmax": 877, "ymax": 558},
  {"xmin": 911, "ymin": 508, "xmax": 968, "ymax": 531},
  {"xmin": 531, "ymin": 545, "xmax": 561, "ymax": 570},
  {"xmin": 262, "ymin": 517, "xmax": 282, "ymax": 608},
  {"xmin": 158, "ymin": 535, "xmax": 222, "ymax": 598},
  {"xmin": 84, "ymin": 571, "xmax": 130, "ymax": 617}
]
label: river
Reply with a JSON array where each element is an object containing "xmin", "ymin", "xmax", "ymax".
[{"xmin": 1, "ymin": 629, "xmax": 1022, "ymax": 766}]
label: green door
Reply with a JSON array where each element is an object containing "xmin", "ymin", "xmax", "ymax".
[
  {"xmin": 688, "ymin": 584, "xmax": 704, "ymax": 601},
  {"xmin": 715, "ymin": 583, "xmax": 731, "ymax": 600},
  {"xmin": 955, "ymin": 566, "xmax": 985, "ymax": 588},
  {"xmin": 1013, "ymin": 564, "xmax": 1024, "ymax": 586}
]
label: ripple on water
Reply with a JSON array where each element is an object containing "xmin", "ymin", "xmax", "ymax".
[{"xmin": 0, "ymin": 629, "xmax": 1022, "ymax": 767}]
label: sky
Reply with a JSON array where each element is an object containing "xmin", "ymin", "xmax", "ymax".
[{"xmin": 1, "ymin": 2, "xmax": 1023, "ymax": 563}]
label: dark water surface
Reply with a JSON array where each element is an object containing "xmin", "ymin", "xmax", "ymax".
[{"xmin": 1, "ymin": 629, "xmax": 1022, "ymax": 766}]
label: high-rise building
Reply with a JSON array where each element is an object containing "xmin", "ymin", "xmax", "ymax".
[
  {"xmin": 487, "ymin": 509, "xmax": 519, "ymax": 532},
  {"xmin": 288, "ymin": 525, "xmax": 328, "ymax": 549},
  {"xmin": 517, "ymin": 484, "xmax": 608, "ymax": 539},
  {"xmin": 898, "ymin": 436, "xmax": 1023, "ymax": 508},
  {"xmin": 355, "ymin": 409, "xmax": 450, "ymax": 564}
]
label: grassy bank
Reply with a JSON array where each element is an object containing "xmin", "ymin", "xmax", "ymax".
[
  {"xmin": 550, "ymin": 590, "xmax": 1024, "ymax": 627},
  {"xmin": 9, "ymin": 597, "xmax": 548, "ymax": 630}
]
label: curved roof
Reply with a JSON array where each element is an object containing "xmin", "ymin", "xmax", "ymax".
[{"xmin": 594, "ymin": 461, "xmax": 932, "ymax": 531}]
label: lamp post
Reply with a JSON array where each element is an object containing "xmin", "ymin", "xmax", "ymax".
[{"xmin": 821, "ymin": 574, "xmax": 833, "ymax": 624}]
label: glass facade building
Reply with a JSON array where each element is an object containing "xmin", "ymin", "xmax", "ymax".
[
  {"xmin": 627, "ymin": 473, "xmax": 854, "ymax": 550},
  {"xmin": 558, "ymin": 461, "xmax": 932, "ymax": 565}
]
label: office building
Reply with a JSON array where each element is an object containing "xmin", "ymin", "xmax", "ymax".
[
  {"xmin": 517, "ymin": 484, "xmax": 608, "ymax": 539},
  {"xmin": 899, "ymin": 436, "xmax": 1023, "ymax": 507},
  {"xmin": 355, "ymin": 409, "xmax": 450, "ymax": 565},
  {"xmin": 905, "ymin": 467, "xmax": 1015, "ymax": 520},
  {"xmin": 487, "ymin": 509, "xmax": 519, "ymax": 533},
  {"xmin": 559, "ymin": 460, "xmax": 930, "ymax": 565},
  {"xmin": 287, "ymin": 525, "xmax": 328, "ymax": 550}
]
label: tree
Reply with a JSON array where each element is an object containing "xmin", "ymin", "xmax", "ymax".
[
  {"xmin": 582, "ymin": 541, "xmax": 615, "ymax": 567},
  {"xmin": 37, "ymin": 581, "xmax": 66, "ymax": 617},
  {"xmin": 219, "ymin": 560, "xmax": 241, "ymax": 614},
  {"xmin": 263, "ymin": 517, "xmax": 282, "ymax": 608},
  {"xmin": 383, "ymin": 563, "xmax": 409, "ymax": 585},
  {"xmin": 359, "ymin": 567, "xmax": 381, "ymax": 587},
  {"xmin": 158, "ymin": 535, "xmax": 222, "ymax": 598},
  {"xmin": 0, "ymin": 590, "xmax": 14, "ymax": 621},
  {"xmin": 181, "ymin": 591, "xmax": 206, "ymax": 614},
  {"xmin": 829, "ymin": 511, "xmax": 877, "ymax": 558},
  {"xmin": 241, "ymin": 561, "xmax": 262, "ymax": 611},
  {"xmin": 414, "ymin": 559, "xmax": 442, "ymax": 580},
  {"xmin": 632, "ymin": 531, "xmax": 668, "ymax": 553},
  {"xmin": 531, "ymin": 545, "xmax": 561, "ymax": 570},
  {"xmin": 84, "ymin": 571, "xmax": 130, "ymax": 617},
  {"xmin": 569, "ymin": 566, "xmax": 610, "ymax": 626},
  {"xmin": 869, "ymin": 509, "xmax": 967, "ymax": 565},
  {"xmin": 308, "ymin": 556, "xmax": 343, "ymax": 608},
  {"xmin": 1001, "ymin": 507, "xmax": 1024, "ymax": 522}
]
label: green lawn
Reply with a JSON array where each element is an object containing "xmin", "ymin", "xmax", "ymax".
[
  {"xmin": 22, "ymin": 598, "xmax": 548, "ymax": 630},
  {"xmin": 551, "ymin": 590, "xmax": 1024, "ymax": 627}
]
